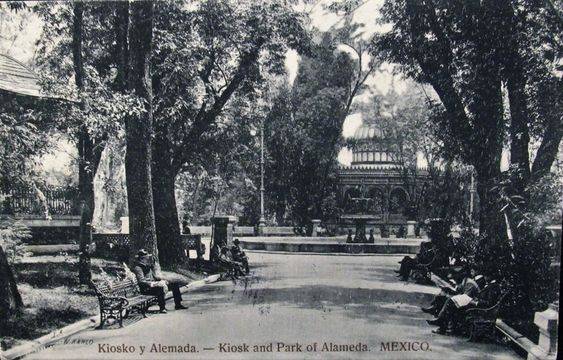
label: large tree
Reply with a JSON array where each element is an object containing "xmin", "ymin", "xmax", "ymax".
[
  {"xmin": 125, "ymin": 0, "xmax": 158, "ymax": 261},
  {"xmin": 375, "ymin": 0, "xmax": 562, "ymax": 240},
  {"xmin": 35, "ymin": 1, "xmax": 133, "ymax": 276},
  {"xmin": 264, "ymin": 34, "xmax": 356, "ymax": 228},
  {"xmin": 0, "ymin": 2, "xmax": 57, "ymax": 316},
  {"xmin": 149, "ymin": 0, "xmax": 308, "ymax": 267},
  {"xmin": 0, "ymin": 104, "xmax": 43, "ymax": 322},
  {"xmin": 71, "ymin": 1, "xmax": 104, "ymax": 285}
]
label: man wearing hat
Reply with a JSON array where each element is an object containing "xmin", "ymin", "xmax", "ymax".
[{"xmin": 132, "ymin": 249, "xmax": 187, "ymax": 313}]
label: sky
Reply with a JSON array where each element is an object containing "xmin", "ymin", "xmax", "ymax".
[{"xmin": 1, "ymin": 0, "xmax": 409, "ymax": 170}]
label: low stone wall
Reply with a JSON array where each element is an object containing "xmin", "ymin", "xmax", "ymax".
[
  {"xmin": 1, "ymin": 215, "xmax": 81, "ymax": 245},
  {"xmin": 25, "ymin": 244, "xmax": 79, "ymax": 255},
  {"xmin": 240, "ymin": 240, "xmax": 420, "ymax": 254},
  {"xmin": 187, "ymin": 226, "xmax": 296, "ymax": 237}
]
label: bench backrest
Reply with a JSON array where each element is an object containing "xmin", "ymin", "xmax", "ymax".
[
  {"xmin": 182, "ymin": 234, "xmax": 204, "ymax": 258},
  {"xmin": 92, "ymin": 277, "xmax": 141, "ymax": 298},
  {"xmin": 484, "ymin": 290, "xmax": 509, "ymax": 315}
]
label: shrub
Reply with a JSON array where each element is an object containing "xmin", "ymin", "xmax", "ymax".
[
  {"xmin": 473, "ymin": 171, "xmax": 560, "ymax": 319},
  {"xmin": 424, "ymin": 218, "xmax": 452, "ymax": 256},
  {"xmin": 449, "ymin": 227, "xmax": 480, "ymax": 266},
  {"xmin": 0, "ymin": 220, "xmax": 31, "ymax": 263}
]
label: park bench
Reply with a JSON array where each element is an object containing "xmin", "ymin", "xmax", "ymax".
[
  {"xmin": 182, "ymin": 234, "xmax": 208, "ymax": 273},
  {"xmin": 410, "ymin": 250, "xmax": 439, "ymax": 284},
  {"xmin": 465, "ymin": 292, "xmax": 509, "ymax": 342},
  {"xmin": 90, "ymin": 277, "xmax": 158, "ymax": 328},
  {"xmin": 182, "ymin": 234, "xmax": 205, "ymax": 260}
]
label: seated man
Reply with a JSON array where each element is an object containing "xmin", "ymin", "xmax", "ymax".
[
  {"xmin": 421, "ymin": 267, "xmax": 475, "ymax": 315},
  {"xmin": 207, "ymin": 246, "xmax": 244, "ymax": 279},
  {"xmin": 427, "ymin": 274, "xmax": 492, "ymax": 334},
  {"xmin": 396, "ymin": 241, "xmax": 435, "ymax": 281},
  {"xmin": 132, "ymin": 249, "xmax": 187, "ymax": 313},
  {"xmin": 219, "ymin": 246, "xmax": 246, "ymax": 277},
  {"xmin": 230, "ymin": 239, "xmax": 249, "ymax": 274}
]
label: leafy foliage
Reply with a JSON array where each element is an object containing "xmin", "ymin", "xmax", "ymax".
[
  {"xmin": 33, "ymin": 2, "xmax": 138, "ymax": 144},
  {"xmin": 374, "ymin": 0, "xmax": 562, "ymax": 316},
  {"xmin": 0, "ymin": 103, "xmax": 51, "ymax": 187},
  {"xmin": 151, "ymin": 0, "xmax": 310, "ymax": 174},
  {"xmin": 374, "ymin": 0, "xmax": 562, "ymax": 228},
  {"xmin": 0, "ymin": 220, "xmax": 30, "ymax": 264},
  {"xmin": 264, "ymin": 35, "xmax": 355, "ymax": 227}
]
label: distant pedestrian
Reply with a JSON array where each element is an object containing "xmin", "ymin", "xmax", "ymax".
[
  {"xmin": 368, "ymin": 229, "xmax": 375, "ymax": 243},
  {"xmin": 182, "ymin": 216, "xmax": 191, "ymax": 235},
  {"xmin": 217, "ymin": 246, "xmax": 245, "ymax": 279},
  {"xmin": 346, "ymin": 229, "xmax": 353, "ymax": 243}
]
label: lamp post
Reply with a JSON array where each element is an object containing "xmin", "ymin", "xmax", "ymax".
[
  {"xmin": 259, "ymin": 116, "xmax": 266, "ymax": 230},
  {"xmin": 469, "ymin": 167, "xmax": 475, "ymax": 222},
  {"xmin": 251, "ymin": 118, "xmax": 266, "ymax": 234}
]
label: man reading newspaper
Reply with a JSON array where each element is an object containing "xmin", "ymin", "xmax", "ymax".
[{"xmin": 426, "ymin": 274, "xmax": 487, "ymax": 334}]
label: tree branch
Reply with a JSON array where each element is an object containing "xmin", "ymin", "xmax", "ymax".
[
  {"xmin": 404, "ymin": 0, "xmax": 473, "ymax": 159},
  {"xmin": 172, "ymin": 43, "xmax": 264, "ymax": 172}
]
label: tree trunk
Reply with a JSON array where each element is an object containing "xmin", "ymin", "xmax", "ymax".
[
  {"xmin": 126, "ymin": 1, "xmax": 158, "ymax": 264},
  {"xmin": 114, "ymin": 1, "xmax": 129, "ymax": 92},
  {"xmin": 151, "ymin": 138, "xmax": 184, "ymax": 268},
  {"xmin": 72, "ymin": 2, "xmax": 94, "ymax": 285},
  {"xmin": 0, "ymin": 245, "xmax": 23, "ymax": 321},
  {"xmin": 500, "ymin": 0, "xmax": 531, "ymax": 194},
  {"xmin": 470, "ymin": 8, "xmax": 506, "ymax": 242},
  {"xmin": 506, "ymin": 69, "xmax": 531, "ymax": 194},
  {"xmin": 77, "ymin": 129, "xmax": 96, "ymax": 284}
]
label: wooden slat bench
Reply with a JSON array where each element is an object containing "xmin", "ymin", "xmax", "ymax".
[
  {"xmin": 410, "ymin": 251, "xmax": 439, "ymax": 284},
  {"xmin": 90, "ymin": 278, "xmax": 158, "ymax": 328}
]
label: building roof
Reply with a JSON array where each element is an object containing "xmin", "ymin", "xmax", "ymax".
[
  {"xmin": 0, "ymin": 53, "xmax": 43, "ymax": 98},
  {"xmin": 353, "ymin": 123, "xmax": 384, "ymax": 140}
]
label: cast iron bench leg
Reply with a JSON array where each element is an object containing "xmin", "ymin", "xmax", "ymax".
[
  {"xmin": 98, "ymin": 311, "xmax": 106, "ymax": 329},
  {"xmin": 119, "ymin": 307, "xmax": 124, "ymax": 328}
]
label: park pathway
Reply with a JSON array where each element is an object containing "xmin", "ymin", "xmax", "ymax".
[{"xmin": 27, "ymin": 252, "xmax": 519, "ymax": 359}]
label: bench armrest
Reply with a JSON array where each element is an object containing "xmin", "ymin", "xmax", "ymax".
[
  {"xmin": 465, "ymin": 307, "xmax": 496, "ymax": 321},
  {"xmin": 440, "ymin": 286, "xmax": 456, "ymax": 294}
]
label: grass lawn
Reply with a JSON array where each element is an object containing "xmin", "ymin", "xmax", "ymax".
[{"xmin": 1, "ymin": 256, "xmax": 121, "ymax": 351}]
